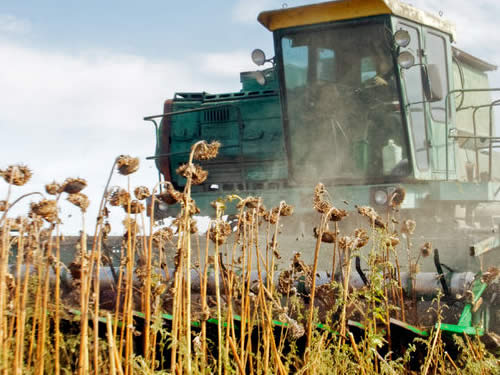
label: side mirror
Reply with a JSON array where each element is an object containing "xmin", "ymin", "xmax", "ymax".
[
  {"xmin": 421, "ymin": 64, "xmax": 443, "ymax": 102},
  {"xmin": 251, "ymin": 49, "xmax": 266, "ymax": 66}
]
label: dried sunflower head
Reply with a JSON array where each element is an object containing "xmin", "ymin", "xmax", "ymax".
[
  {"xmin": 209, "ymin": 221, "xmax": 232, "ymax": 245},
  {"xmin": 190, "ymin": 219, "xmax": 198, "ymax": 234},
  {"xmin": 134, "ymin": 186, "xmax": 150, "ymax": 200},
  {"xmin": 116, "ymin": 155, "xmax": 140, "ymax": 175},
  {"xmin": 279, "ymin": 202, "xmax": 294, "ymax": 217},
  {"xmin": 264, "ymin": 203, "xmax": 294, "ymax": 224},
  {"xmin": 353, "ymin": 228, "xmax": 369, "ymax": 248},
  {"xmin": 385, "ymin": 234, "xmax": 400, "ymax": 247},
  {"xmin": 329, "ymin": 207, "xmax": 348, "ymax": 222},
  {"xmin": 389, "ymin": 186, "xmax": 406, "ymax": 208},
  {"xmin": 401, "ymin": 219, "xmax": 416, "ymax": 235},
  {"xmin": 123, "ymin": 200, "xmax": 144, "ymax": 214},
  {"xmin": 158, "ymin": 184, "xmax": 183, "ymax": 205},
  {"xmin": 356, "ymin": 205, "xmax": 386, "ymax": 230},
  {"xmin": 0, "ymin": 165, "xmax": 32, "ymax": 186},
  {"xmin": 61, "ymin": 177, "xmax": 87, "ymax": 194},
  {"xmin": 420, "ymin": 242, "xmax": 432, "ymax": 258},
  {"xmin": 0, "ymin": 200, "xmax": 7, "ymax": 212},
  {"xmin": 30, "ymin": 200, "xmax": 58, "ymax": 223},
  {"xmin": 481, "ymin": 267, "xmax": 499, "ymax": 284},
  {"xmin": 338, "ymin": 235, "xmax": 354, "ymax": 250},
  {"xmin": 176, "ymin": 163, "xmax": 208, "ymax": 185},
  {"xmin": 313, "ymin": 226, "xmax": 336, "ymax": 243},
  {"xmin": 313, "ymin": 183, "xmax": 332, "ymax": 213},
  {"xmin": 109, "ymin": 188, "xmax": 130, "ymax": 206},
  {"xmin": 152, "ymin": 227, "xmax": 174, "ymax": 248},
  {"xmin": 263, "ymin": 209, "xmax": 279, "ymax": 224},
  {"xmin": 45, "ymin": 181, "xmax": 61, "ymax": 195},
  {"xmin": 236, "ymin": 196, "xmax": 262, "ymax": 209},
  {"xmin": 67, "ymin": 193, "xmax": 90, "ymax": 212},
  {"xmin": 182, "ymin": 198, "xmax": 200, "ymax": 216},
  {"xmin": 192, "ymin": 140, "xmax": 221, "ymax": 161}
]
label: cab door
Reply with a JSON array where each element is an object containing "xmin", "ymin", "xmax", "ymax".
[
  {"xmin": 395, "ymin": 20, "xmax": 432, "ymax": 180},
  {"xmin": 423, "ymin": 28, "xmax": 455, "ymax": 179}
]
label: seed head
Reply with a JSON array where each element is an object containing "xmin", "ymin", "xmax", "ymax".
[
  {"xmin": 190, "ymin": 219, "xmax": 198, "ymax": 234},
  {"xmin": 353, "ymin": 229, "xmax": 369, "ymax": 248},
  {"xmin": 339, "ymin": 235, "xmax": 357, "ymax": 250},
  {"xmin": 123, "ymin": 200, "xmax": 144, "ymax": 214},
  {"xmin": 0, "ymin": 200, "xmax": 7, "ymax": 212},
  {"xmin": 389, "ymin": 186, "xmax": 406, "ymax": 208},
  {"xmin": 67, "ymin": 193, "xmax": 90, "ymax": 212},
  {"xmin": 313, "ymin": 227, "xmax": 336, "ymax": 243},
  {"xmin": 313, "ymin": 183, "xmax": 346, "ymax": 221},
  {"xmin": 264, "ymin": 204, "xmax": 293, "ymax": 224},
  {"xmin": 481, "ymin": 267, "xmax": 499, "ymax": 284},
  {"xmin": 61, "ymin": 177, "xmax": 87, "ymax": 194},
  {"xmin": 45, "ymin": 181, "xmax": 61, "ymax": 195},
  {"xmin": 116, "ymin": 155, "xmax": 140, "ymax": 175},
  {"xmin": 401, "ymin": 219, "xmax": 416, "ymax": 235},
  {"xmin": 158, "ymin": 184, "xmax": 183, "ymax": 205},
  {"xmin": 420, "ymin": 242, "xmax": 432, "ymax": 258},
  {"xmin": 152, "ymin": 228, "xmax": 174, "ymax": 248},
  {"xmin": 313, "ymin": 183, "xmax": 331, "ymax": 213},
  {"xmin": 134, "ymin": 186, "xmax": 150, "ymax": 200},
  {"xmin": 236, "ymin": 196, "xmax": 262, "ymax": 209},
  {"xmin": 1, "ymin": 165, "xmax": 32, "ymax": 186},
  {"xmin": 192, "ymin": 140, "xmax": 221, "ymax": 160},
  {"xmin": 385, "ymin": 234, "xmax": 400, "ymax": 247},
  {"xmin": 30, "ymin": 199, "xmax": 58, "ymax": 223},
  {"xmin": 182, "ymin": 197, "xmax": 200, "ymax": 216},
  {"xmin": 176, "ymin": 163, "xmax": 208, "ymax": 185},
  {"xmin": 109, "ymin": 188, "xmax": 130, "ymax": 206},
  {"xmin": 279, "ymin": 202, "xmax": 294, "ymax": 217},
  {"xmin": 209, "ymin": 221, "xmax": 232, "ymax": 245},
  {"xmin": 356, "ymin": 205, "xmax": 386, "ymax": 229},
  {"xmin": 329, "ymin": 207, "xmax": 348, "ymax": 222}
]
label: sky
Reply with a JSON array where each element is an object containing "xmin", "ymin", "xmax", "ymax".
[{"xmin": 1, "ymin": 0, "xmax": 499, "ymax": 235}]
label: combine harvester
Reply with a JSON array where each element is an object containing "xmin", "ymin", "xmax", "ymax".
[{"xmin": 142, "ymin": 0, "xmax": 499, "ymax": 362}]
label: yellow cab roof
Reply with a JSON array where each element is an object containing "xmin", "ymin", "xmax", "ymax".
[{"xmin": 258, "ymin": 0, "xmax": 456, "ymax": 41}]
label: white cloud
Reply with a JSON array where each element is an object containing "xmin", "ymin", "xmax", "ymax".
[
  {"xmin": 200, "ymin": 50, "xmax": 260, "ymax": 77},
  {"xmin": 232, "ymin": 0, "xmax": 275, "ymax": 24},
  {"xmin": 411, "ymin": 0, "xmax": 500, "ymax": 53},
  {"xmin": 0, "ymin": 14, "xmax": 31, "ymax": 34},
  {"xmin": 0, "ymin": 40, "xmax": 247, "ymax": 234}
]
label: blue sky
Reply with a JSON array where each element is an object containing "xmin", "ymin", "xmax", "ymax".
[{"xmin": 1, "ymin": 0, "xmax": 499, "ymax": 234}]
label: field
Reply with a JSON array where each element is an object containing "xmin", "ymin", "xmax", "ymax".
[{"xmin": 0, "ymin": 141, "xmax": 498, "ymax": 374}]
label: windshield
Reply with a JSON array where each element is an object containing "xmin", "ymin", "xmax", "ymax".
[{"xmin": 280, "ymin": 19, "xmax": 410, "ymax": 183}]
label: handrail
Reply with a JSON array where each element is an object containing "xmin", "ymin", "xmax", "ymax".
[
  {"xmin": 471, "ymin": 100, "xmax": 500, "ymax": 178},
  {"xmin": 444, "ymin": 88, "xmax": 500, "ymax": 180},
  {"xmin": 144, "ymin": 103, "xmax": 247, "ymax": 183}
]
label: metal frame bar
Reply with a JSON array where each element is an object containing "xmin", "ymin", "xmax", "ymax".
[
  {"xmin": 144, "ymin": 103, "xmax": 247, "ymax": 186},
  {"xmin": 444, "ymin": 88, "xmax": 500, "ymax": 180}
]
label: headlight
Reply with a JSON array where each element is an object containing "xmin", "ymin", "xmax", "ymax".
[
  {"xmin": 374, "ymin": 190, "xmax": 388, "ymax": 205},
  {"xmin": 394, "ymin": 29, "xmax": 411, "ymax": 47},
  {"xmin": 397, "ymin": 51, "xmax": 415, "ymax": 69}
]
